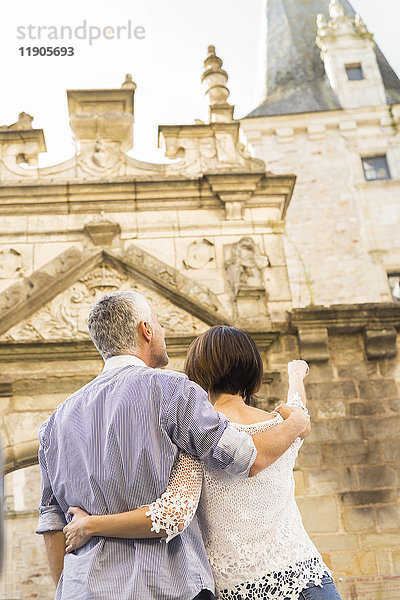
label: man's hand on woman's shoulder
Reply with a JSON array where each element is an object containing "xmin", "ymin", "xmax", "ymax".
[{"xmin": 275, "ymin": 405, "xmax": 311, "ymax": 439}]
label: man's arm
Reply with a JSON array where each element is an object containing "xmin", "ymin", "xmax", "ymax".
[
  {"xmin": 164, "ymin": 373, "xmax": 310, "ymax": 479},
  {"xmin": 164, "ymin": 375, "xmax": 256, "ymax": 477},
  {"xmin": 36, "ymin": 423, "xmax": 67, "ymax": 586},
  {"xmin": 43, "ymin": 531, "xmax": 65, "ymax": 586},
  {"xmin": 249, "ymin": 408, "xmax": 310, "ymax": 476}
]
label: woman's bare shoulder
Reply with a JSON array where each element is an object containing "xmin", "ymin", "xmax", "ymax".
[{"xmin": 219, "ymin": 404, "xmax": 277, "ymax": 426}]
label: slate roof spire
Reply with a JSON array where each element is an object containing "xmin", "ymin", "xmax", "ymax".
[{"xmin": 246, "ymin": 0, "xmax": 400, "ymax": 118}]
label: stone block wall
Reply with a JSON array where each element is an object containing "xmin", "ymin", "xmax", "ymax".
[{"xmin": 264, "ymin": 331, "xmax": 400, "ymax": 597}]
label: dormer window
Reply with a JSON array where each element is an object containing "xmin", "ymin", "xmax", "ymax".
[
  {"xmin": 362, "ymin": 155, "xmax": 391, "ymax": 181},
  {"xmin": 388, "ymin": 274, "xmax": 400, "ymax": 302},
  {"xmin": 346, "ymin": 64, "xmax": 364, "ymax": 80}
]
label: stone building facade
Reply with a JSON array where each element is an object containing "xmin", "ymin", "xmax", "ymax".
[
  {"xmin": 1, "ymin": 1, "xmax": 400, "ymax": 599},
  {"xmin": 239, "ymin": 1, "xmax": 400, "ymax": 597},
  {"xmin": 242, "ymin": 0, "xmax": 400, "ymax": 308}
]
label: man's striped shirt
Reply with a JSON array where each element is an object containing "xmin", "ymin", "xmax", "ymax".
[{"xmin": 36, "ymin": 355, "xmax": 257, "ymax": 600}]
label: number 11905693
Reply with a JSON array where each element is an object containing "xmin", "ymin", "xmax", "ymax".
[{"xmin": 19, "ymin": 47, "xmax": 74, "ymax": 56}]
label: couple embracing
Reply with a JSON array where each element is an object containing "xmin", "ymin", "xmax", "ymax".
[{"xmin": 37, "ymin": 291, "xmax": 342, "ymax": 600}]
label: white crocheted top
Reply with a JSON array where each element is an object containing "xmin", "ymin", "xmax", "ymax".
[{"xmin": 147, "ymin": 393, "xmax": 330, "ymax": 600}]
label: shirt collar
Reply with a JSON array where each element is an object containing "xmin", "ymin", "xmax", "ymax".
[{"xmin": 103, "ymin": 354, "xmax": 147, "ymax": 373}]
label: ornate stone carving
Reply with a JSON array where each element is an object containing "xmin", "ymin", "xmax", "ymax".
[
  {"xmin": 79, "ymin": 265, "xmax": 125, "ymax": 292},
  {"xmin": 0, "ymin": 248, "xmax": 24, "ymax": 279},
  {"xmin": 215, "ymin": 133, "xmax": 238, "ymax": 163},
  {"xmin": 224, "ymin": 237, "xmax": 270, "ymax": 298},
  {"xmin": 0, "ymin": 56, "xmax": 268, "ymax": 183},
  {"xmin": 202, "ymin": 45, "xmax": 234, "ymax": 123},
  {"xmin": 92, "ymin": 141, "xmax": 109, "ymax": 168},
  {"xmin": 354, "ymin": 14, "xmax": 369, "ymax": 34},
  {"xmin": 0, "ymin": 112, "xmax": 34, "ymax": 131},
  {"xmin": 316, "ymin": 14, "xmax": 328, "ymax": 34},
  {"xmin": 183, "ymin": 239, "xmax": 215, "ymax": 270},
  {"xmin": 317, "ymin": 0, "xmax": 373, "ymax": 40},
  {"xmin": 0, "ymin": 247, "xmax": 84, "ymax": 320},
  {"xmin": 1, "ymin": 264, "xmax": 209, "ymax": 342},
  {"xmin": 77, "ymin": 140, "xmax": 124, "ymax": 176},
  {"xmin": 199, "ymin": 138, "xmax": 217, "ymax": 161},
  {"xmin": 328, "ymin": 0, "xmax": 344, "ymax": 20},
  {"xmin": 0, "ymin": 112, "xmax": 46, "ymax": 169},
  {"xmin": 121, "ymin": 74, "xmax": 136, "ymax": 90}
]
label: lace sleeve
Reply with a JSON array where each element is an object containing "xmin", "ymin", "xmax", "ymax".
[
  {"xmin": 146, "ymin": 452, "xmax": 203, "ymax": 543},
  {"xmin": 287, "ymin": 391, "xmax": 305, "ymax": 409}
]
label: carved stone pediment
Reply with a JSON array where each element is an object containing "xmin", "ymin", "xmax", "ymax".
[
  {"xmin": 0, "ymin": 245, "xmax": 229, "ymax": 345},
  {"xmin": 1, "ymin": 264, "xmax": 209, "ymax": 343}
]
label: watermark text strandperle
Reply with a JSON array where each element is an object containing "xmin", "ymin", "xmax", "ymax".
[{"xmin": 17, "ymin": 20, "xmax": 146, "ymax": 46}]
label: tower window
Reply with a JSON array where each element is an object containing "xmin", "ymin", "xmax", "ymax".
[
  {"xmin": 388, "ymin": 274, "xmax": 400, "ymax": 302},
  {"xmin": 361, "ymin": 155, "xmax": 391, "ymax": 181},
  {"xmin": 346, "ymin": 64, "xmax": 364, "ymax": 80}
]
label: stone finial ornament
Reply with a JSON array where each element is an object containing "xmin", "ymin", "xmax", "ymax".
[
  {"xmin": 0, "ymin": 112, "xmax": 46, "ymax": 167},
  {"xmin": 316, "ymin": 14, "xmax": 328, "ymax": 36},
  {"xmin": 319, "ymin": 0, "xmax": 372, "ymax": 40},
  {"xmin": 0, "ymin": 112, "xmax": 34, "ymax": 131},
  {"xmin": 121, "ymin": 74, "xmax": 137, "ymax": 90},
  {"xmin": 202, "ymin": 45, "xmax": 234, "ymax": 123},
  {"xmin": 328, "ymin": 0, "xmax": 345, "ymax": 20},
  {"xmin": 354, "ymin": 14, "xmax": 369, "ymax": 34}
]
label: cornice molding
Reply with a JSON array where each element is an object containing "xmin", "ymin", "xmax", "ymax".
[
  {"xmin": 0, "ymin": 172, "xmax": 295, "ymax": 216},
  {"xmin": 291, "ymin": 303, "xmax": 400, "ymax": 361},
  {"xmin": 291, "ymin": 303, "xmax": 400, "ymax": 332}
]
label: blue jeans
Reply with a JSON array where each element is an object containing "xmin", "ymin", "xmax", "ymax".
[{"xmin": 298, "ymin": 576, "xmax": 342, "ymax": 599}]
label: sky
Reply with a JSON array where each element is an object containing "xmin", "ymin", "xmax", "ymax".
[{"xmin": 0, "ymin": 0, "xmax": 399, "ymax": 166}]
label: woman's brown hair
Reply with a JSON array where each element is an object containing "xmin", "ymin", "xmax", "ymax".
[{"xmin": 184, "ymin": 326, "xmax": 263, "ymax": 404}]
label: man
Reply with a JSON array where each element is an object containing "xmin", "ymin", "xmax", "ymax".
[{"xmin": 36, "ymin": 290, "xmax": 310, "ymax": 600}]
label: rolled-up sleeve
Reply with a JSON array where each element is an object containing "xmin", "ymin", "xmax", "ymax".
[
  {"xmin": 212, "ymin": 422, "xmax": 257, "ymax": 478},
  {"xmin": 36, "ymin": 423, "xmax": 67, "ymax": 535},
  {"xmin": 162, "ymin": 375, "xmax": 257, "ymax": 478}
]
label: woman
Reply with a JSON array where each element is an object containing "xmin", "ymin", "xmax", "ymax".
[{"xmin": 64, "ymin": 326, "xmax": 342, "ymax": 600}]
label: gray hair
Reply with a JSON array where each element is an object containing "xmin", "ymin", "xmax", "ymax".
[{"xmin": 88, "ymin": 290, "xmax": 153, "ymax": 359}]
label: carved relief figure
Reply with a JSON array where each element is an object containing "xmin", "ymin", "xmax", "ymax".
[
  {"xmin": 225, "ymin": 237, "xmax": 270, "ymax": 297},
  {"xmin": 215, "ymin": 133, "xmax": 237, "ymax": 163}
]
